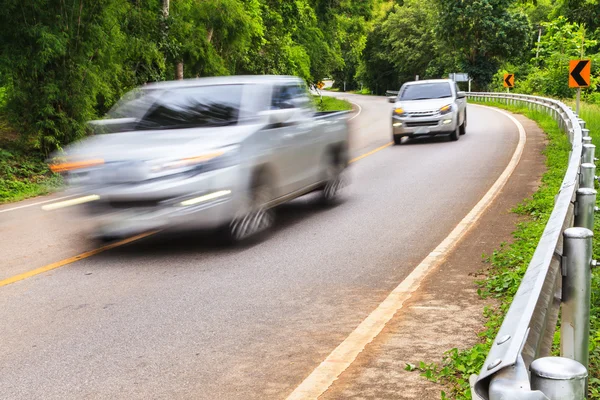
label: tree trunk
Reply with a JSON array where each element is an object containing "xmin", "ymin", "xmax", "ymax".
[
  {"xmin": 162, "ymin": 0, "xmax": 169, "ymax": 17},
  {"xmin": 162, "ymin": 0, "xmax": 183, "ymax": 80}
]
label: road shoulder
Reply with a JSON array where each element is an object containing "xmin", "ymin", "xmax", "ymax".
[{"xmin": 320, "ymin": 111, "xmax": 547, "ymax": 399}]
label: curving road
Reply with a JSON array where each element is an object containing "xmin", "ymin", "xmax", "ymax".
[{"xmin": 0, "ymin": 93, "xmax": 519, "ymax": 399}]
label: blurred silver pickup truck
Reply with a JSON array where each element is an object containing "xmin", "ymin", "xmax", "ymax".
[
  {"xmin": 388, "ymin": 79, "xmax": 467, "ymax": 144},
  {"xmin": 50, "ymin": 76, "xmax": 350, "ymax": 243}
]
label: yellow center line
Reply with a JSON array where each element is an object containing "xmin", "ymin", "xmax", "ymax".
[
  {"xmin": 349, "ymin": 142, "xmax": 393, "ymax": 164},
  {"xmin": 1, "ymin": 137, "xmax": 393, "ymax": 288},
  {"xmin": 0, "ymin": 231, "xmax": 157, "ymax": 288}
]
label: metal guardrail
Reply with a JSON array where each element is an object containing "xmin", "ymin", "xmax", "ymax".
[{"xmin": 466, "ymin": 92, "xmax": 595, "ymax": 399}]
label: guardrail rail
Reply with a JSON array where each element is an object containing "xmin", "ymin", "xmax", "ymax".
[{"xmin": 464, "ymin": 92, "xmax": 595, "ymax": 400}]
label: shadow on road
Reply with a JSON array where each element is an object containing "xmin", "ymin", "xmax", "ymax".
[
  {"xmin": 400, "ymin": 134, "xmax": 455, "ymax": 145},
  {"xmin": 94, "ymin": 194, "xmax": 341, "ymax": 258}
]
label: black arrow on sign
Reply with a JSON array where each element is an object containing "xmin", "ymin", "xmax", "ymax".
[
  {"xmin": 504, "ymin": 74, "xmax": 513, "ymax": 87},
  {"xmin": 571, "ymin": 60, "xmax": 590, "ymax": 86}
]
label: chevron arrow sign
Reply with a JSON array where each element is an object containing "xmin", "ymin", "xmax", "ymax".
[{"xmin": 569, "ymin": 60, "xmax": 591, "ymax": 88}]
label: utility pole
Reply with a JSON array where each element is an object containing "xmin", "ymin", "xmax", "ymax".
[
  {"xmin": 535, "ymin": 26, "xmax": 542, "ymax": 59},
  {"xmin": 576, "ymin": 27, "xmax": 585, "ymax": 115}
]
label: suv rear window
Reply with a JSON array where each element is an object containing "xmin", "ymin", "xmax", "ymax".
[{"xmin": 400, "ymin": 83, "xmax": 453, "ymax": 100}]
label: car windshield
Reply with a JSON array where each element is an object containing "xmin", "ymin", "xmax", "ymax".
[
  {"xmin": 400, "ymin": 83, "xmax": 453, "ymax": 100},
  {"xmin": 107, "ymin": 85, "xmax": 245, "ymax": 129}
]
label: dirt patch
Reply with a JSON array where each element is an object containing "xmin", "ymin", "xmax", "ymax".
[{"xmin": 320, "ymin": 112, "xmax": 547, "ymax": 399}]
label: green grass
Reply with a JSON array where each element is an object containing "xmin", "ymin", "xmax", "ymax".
[
  {"xmin": 0, "ymin": 114, "xmax": 62, "ymax": 204},
  {"xmin": 409, "ymin": 101, "xmax": 576, "ymax": 399},
  {"xmin": 312, "ymin": 95, "xmax": 353, "ymax": 112},
  {"xmin": 349, "ymin": 88, "xmax": 372, "ymax": 95}
]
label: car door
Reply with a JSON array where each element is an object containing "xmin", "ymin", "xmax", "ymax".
[
  {"xmin": 266, "ymin": 83, "xmax": 314, "ymax": 196},
  {"xmin": 288, "ymin": 82, "xmax": 321, "ymax": 188}
]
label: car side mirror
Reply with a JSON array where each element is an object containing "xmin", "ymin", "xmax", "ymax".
[
  {"xmin": 388, "ymin": 96, "xmax": 397, "ymax": 103},
  {"xmin": 259, "ymin": 109, "xmax": 295, "ymax": 126},
  {"xmin": 457, "ymin": 91, "xmax": 467, "ymax": 99}
]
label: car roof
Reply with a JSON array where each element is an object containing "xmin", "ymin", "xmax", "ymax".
[
  {"xmin": 404, "ymin": 79, "xmax": 454, "ymax": 85},
  {"xmin": 142, "ymin": 75, "xmax": 304, "ymax": 90}
]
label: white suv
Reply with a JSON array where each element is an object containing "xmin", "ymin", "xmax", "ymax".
[{"xmin": 388, "ymin": 79, "xmax": 467, "ymax": 144}]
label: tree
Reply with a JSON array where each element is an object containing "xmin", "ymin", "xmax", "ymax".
[
  {"xmin": 0, "ymin": 0, "xmax": 129, "ymax": 153},
  {"xmin": 312, "ymin": 0, "xmax": 378, "ymax": 90},
  {"xmin": 358, "ymin": 1, "xmax": 452, "ymax": 94},
  {"xmin": 436, "ymin": 0, "xmax": 531, "ymax": 89}
]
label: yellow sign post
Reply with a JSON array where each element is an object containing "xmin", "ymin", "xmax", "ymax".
[{"xmin": 569, "ymin": 60, "xmax": 591, "ymax": 114}]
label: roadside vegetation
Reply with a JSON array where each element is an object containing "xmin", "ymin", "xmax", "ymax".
[
  {"xmin": 0, "ymin": 90, "xmax": 61, "ymax": 203},
  {"xmin": 313, "ymin": 95, "xmax": 353, "ymax": 112},
  {"xmin": 0, "ymin": 0, "xmax": 597, "ymax": 203},
  {"xmin": 409, "ymin": 101, "xmax": 600, "ymax": 399},
  {"xmin": 0, "ymin": 139, "xmax": 62, "ymax": 204}
]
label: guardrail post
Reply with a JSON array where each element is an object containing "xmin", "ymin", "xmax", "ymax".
[
  {"xmin": 530, "ymin": 357, "xmax": 587, "ymax": 399},
  {"xmin": 582, "ymin": 144, "xmax": 596, "ymax": 164},
  {"xmin": 579, "ymin": 119, "xmax": 586, "ymax": 129},
  {"xmin": 580, "ymin": 163, "xmax": 596, "ymax": 189},
  {"xmin": 561, "ymin": 227, "xmax": 593, "ymax": 368},
  {"xmin": 575, "ymin": 188, "xmax": 597, "ymax": 230},
  {"xmin": 583, "ymin": 136, "xmax": 592, "ymax": 145},
  {"xmin": 582, "ymin": 128, "xmax": 590, "ymax": 138}
]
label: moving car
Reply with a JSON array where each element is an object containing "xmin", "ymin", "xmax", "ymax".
[
  {"xmin": 49, "ymin": 76, "xmax": 351, "ymax": 243},
  {"xmin": 388, "ymin": 79, "xmax": 467, "ymax": 144}
]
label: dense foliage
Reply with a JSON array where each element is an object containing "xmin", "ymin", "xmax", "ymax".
[
  {"xmin": 0, "ymin": 0, "xmax": 599, "ymax": 152},
  {"xmin": 0, "ymin": 0, "xmax": 378, "ymax": 153}
]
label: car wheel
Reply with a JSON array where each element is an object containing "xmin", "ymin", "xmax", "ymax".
[
  {"xmin": 450, "ymin": 124, "xmax": 460, "ymax": 141},
  {"xmin": 459, "ymin": 112, "xmax": 467, "ymax": 135},
  {"xmin": 223, "ymin": 172, "xmax": 275, "ymax": 244},
  {"xmin": 96, "ymin": 234, "xmax": 120, "ymax": 244},
  {"xmin": 393, "ymin": 134, "xmax": 403, "ymax": 145},
  {"xmin": 320, "ymin": 151, "xmax": 348, "ymax": 206}
]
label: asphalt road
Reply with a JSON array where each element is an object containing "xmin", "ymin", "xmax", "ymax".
[{"xmin": 0, "ymin": 94, "xmax": 519, "ymax": 399}]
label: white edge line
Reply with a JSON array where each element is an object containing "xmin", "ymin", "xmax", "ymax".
[
  {"xmin": 41, "ymin": 195, "xmax": 100, "ymax": 211},
  {"xmin": 348, "ymin": 102, "xmax": 362, "ymax": 121},
  {"xmin": 0, "ymin": 194, "xmax": 78, "ymax": 214},
  {"xmin": 285, "ymin": 104, "xmax": 527, "ymax": 400}
]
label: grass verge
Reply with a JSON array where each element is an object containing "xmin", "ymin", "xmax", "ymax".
[
  {"xmin": 0, "ymin": 115, "xmax": 62, "ymax": 204},
  {"xmin": 313, "ymin": 95, "xmax": 353, "ymax": 112},
  {"xmin": 408, "ymin": 100, "xmax": 591, "ymax": 399},
  {"xmin": 0, "ymin": 145, "xmax": 62, "ymax": 204}
]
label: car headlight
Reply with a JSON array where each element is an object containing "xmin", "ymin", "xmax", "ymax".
[
  {"xmin": 148, "ymin": 146, "xmax": 240, "ymax": 176},
  {"xmin": 49, "ymin": 158, "xmax": 105, "ymax": 173},
  {"xmin": 393, "ymin": 107, "xmax": 406, "ymax": 117},
  {"xmin": 439, "ymin": 104, "xmax": 452, "ymax": 115}
]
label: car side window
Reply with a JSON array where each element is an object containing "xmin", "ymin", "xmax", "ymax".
[
  {"xmin": 455, "ymin": 83, "xmax": 460, "ymax": 96},
  {"xmin": 271, "ymin": 85, "xmax": 296, "ymax": 110},
  {"xmin": 271, "ymin": 83, "xmax": 313, "ymax": 111},
  {"xmin": 293, "ymin": 83, "xmax": 313, "ymax": 110}
]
